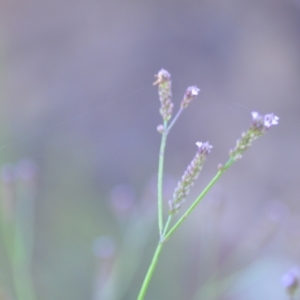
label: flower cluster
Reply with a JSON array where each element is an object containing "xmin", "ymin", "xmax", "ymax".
[
  {"xmin": 153, "ymin": 69, "xmax": 173, "ymax": 122},
  {"xmin": 169, "ymin": 142, "xmax": 213, "ymax": 214},
  {"xmin": 230, "ymin": 112, "xmax": 279, "ymax": 160},
  {"xmin": 181, "ymin": 86, "xmax": 200, "ymax": 109}
]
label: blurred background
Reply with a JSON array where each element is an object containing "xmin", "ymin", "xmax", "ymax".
[{"xmin": 0, "ymin": 0, "xmax": 300, "ymax": 299}]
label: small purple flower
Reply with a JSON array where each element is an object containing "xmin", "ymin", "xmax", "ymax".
[
  {"xmin": 251, "ymin": 111, "xmax": 279, "ymax": 131},
  {"xmin": 181, "ymin": 86, "xmax": 200, "ymax": 109},
  {"xmin": 263, "ymin": 113, "xmax": 279, "ymax": 128}
]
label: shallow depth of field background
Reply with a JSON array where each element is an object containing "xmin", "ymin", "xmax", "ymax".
[{"xmin": 0, "ymin": 1, "xmax": 300, "ymax": 299}]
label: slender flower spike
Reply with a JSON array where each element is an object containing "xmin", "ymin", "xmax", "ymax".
[
  {"xmin": 181, "ymin": 86, "xmax": 200, "ymax": 109},
  {"xmin": 169, "ymin": 141, "xmax": 213, "ymax": 214},
  {"xmin": 153, "ymin": 69, "xmax": 173, "ymax": 122},
  {"xmin": 230, "ymin": 112, "xmax": 279, "ymax": 161}
]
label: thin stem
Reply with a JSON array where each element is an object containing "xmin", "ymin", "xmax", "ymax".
[
  {"xmin": 164, "ymin": 158, "xmax": 234, "ymax": 241},
  {"xmin": 113, "ymin": 210, "xmax": 155, "ymax": 299},
  {"xmin": 157, "ymin": 121, "xmax": 168, "ymax": 236},
  {"xmin": 162, "ymin": 215, "xmax": 172, "ymax": 238},
  {"xmin": 137, "ymin": 242, "xmax": 164, "ymax": 300},
  {"xmin": 166, "ymin": 108, "xmax": 183, "ymax": 133}
]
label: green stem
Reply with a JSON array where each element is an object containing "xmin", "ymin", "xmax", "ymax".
[
  {"xmin": 137, "ymin": 242, "xmax": 164, "ymax": 300},
  {"xmin": 162, "ymin": 215, "xmax": 172, "ymax": 238},
  {"xmin": 137, "ymin": 158, "xmax": 235, "ymax": 300},
  {"xmin": 164, "ymin": 158, "xmax": 234, "ymax": 241},
  {"xmin": 157, "ymin": 121, "xmax": 168, "ymax": 236},
  {"xmin": 166, "ymin": 108, "xmax": 183, "ymax": 133}
]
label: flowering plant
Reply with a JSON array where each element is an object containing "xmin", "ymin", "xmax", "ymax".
[{"xmin": 137, "ymin": 69, "xmax": 279, "ymax": 300}]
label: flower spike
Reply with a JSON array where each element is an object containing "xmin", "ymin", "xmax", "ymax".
[
  {"xmin": 181, "ymin": 86, "xmax": 200, "ymax": 109},
  {"xmin": 169, "ymin": 141, "xmax": 212, "ymax": 214},
  {"xmin": 154, "ymin": 69, "xmax": 173, "ymax": 122},
  {"xmin": 230, "ymin": 112, "xmax": 279, "ymax": 161}
]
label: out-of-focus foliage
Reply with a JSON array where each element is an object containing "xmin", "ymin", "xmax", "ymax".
[{"xmin": 0, "ymin": 1, "xmax": 299, "ymax": 299}]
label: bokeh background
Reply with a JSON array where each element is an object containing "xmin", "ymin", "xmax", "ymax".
[{"xmin": 0, "ymin": 0, "xmax": 300, "ymax": 299}]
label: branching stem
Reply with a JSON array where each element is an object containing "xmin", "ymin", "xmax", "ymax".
[
  {"xmin": 137, "ymin": 158, "xmax": 234, "ymax": 300},
  {"xmin": 164, "ymin": 158, "xmax": 233, "ymax": 241}
]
